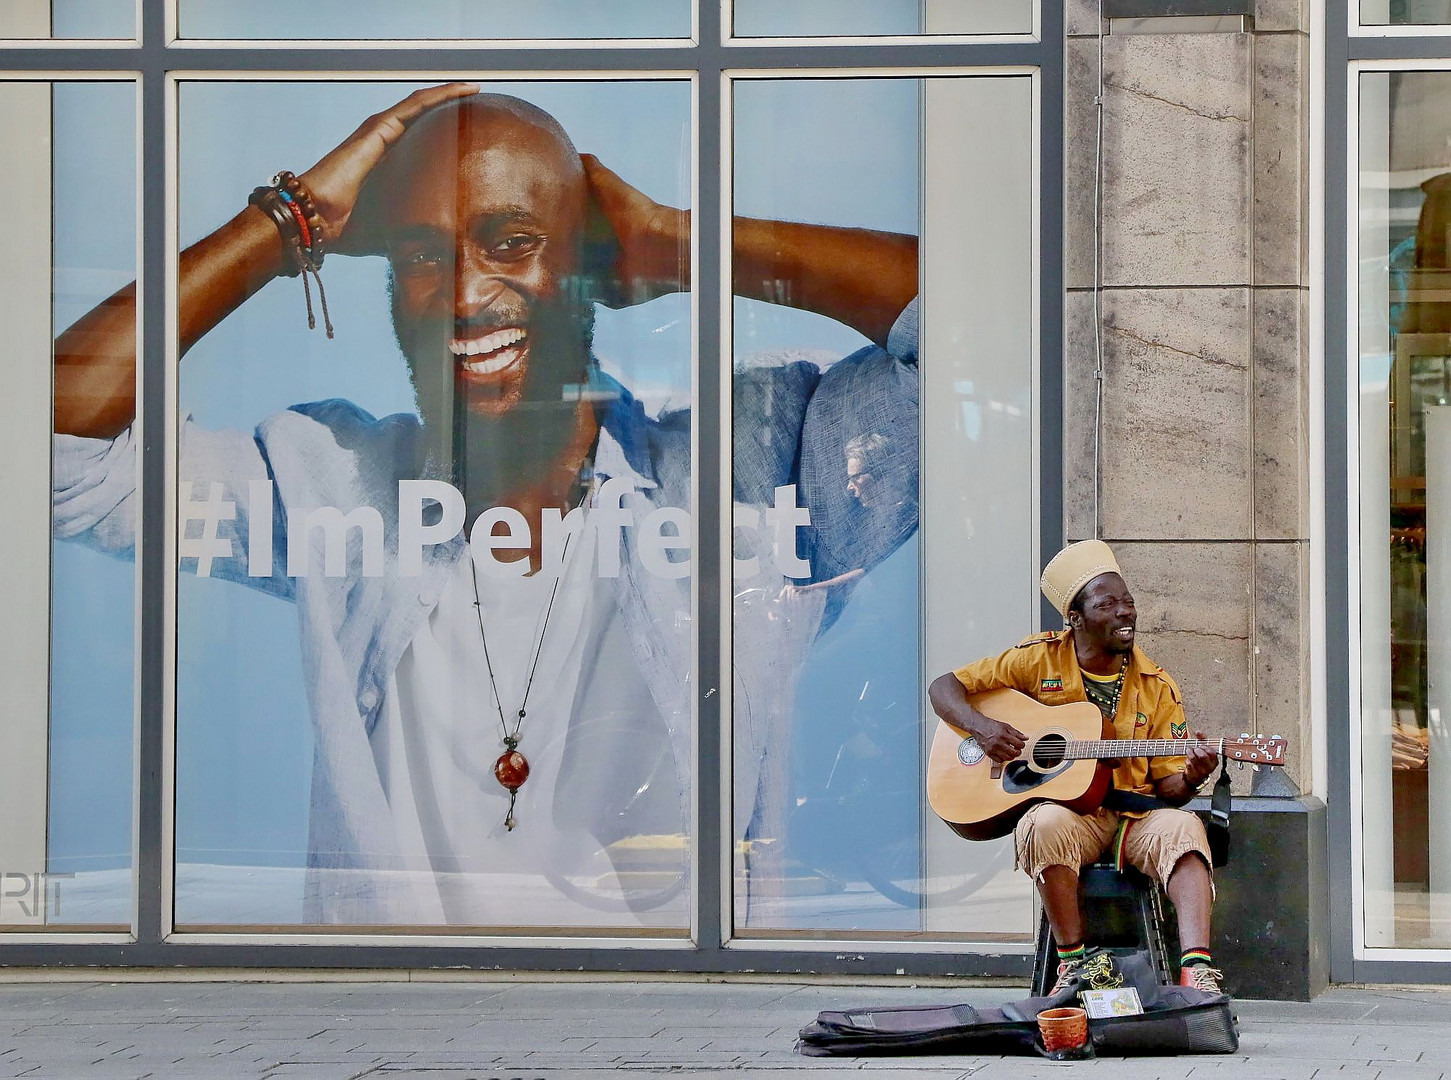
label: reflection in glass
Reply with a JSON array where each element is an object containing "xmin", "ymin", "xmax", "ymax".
[
  {"xmin": 1359, "ymin": 70, "xmax": 1451, "ymax": 949},
  {"xmin": 0, "ymin": 81, "xmax": 136, "ymax": 930},
  {"xmin": 734, "ymin": 0, "xmax": 1031, "ymax": 38},
  {"xmin": 730, "ymin": 78, "xmax": 1036, "ymax": 936},
  {"xmin": 177, "ymin": 0, "xmax": 689, "ymax": 40}
]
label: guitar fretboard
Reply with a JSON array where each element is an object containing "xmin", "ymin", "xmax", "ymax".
[{"xmin": 1062, "ymin": 740, "xmax": 1220, "ymax": 759}]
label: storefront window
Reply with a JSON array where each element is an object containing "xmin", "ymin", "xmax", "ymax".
[
  {"xmin": 730, "ymin": 75, "xmax": 1036, "ymax": 937},
  {"xmin": 1361, "ymin": 1, "xmax": 1451, "ymax": 26},
  {"xmin": 0, "ymin": 0, "xmax": 135, "ymax": 39},
  {"xmin": 176, "ymin": 1, "xmax": 690, "ymax": 41},
  {"xmin": 732, "ymin": 0, "xmax": 1032, "ymax": 38},
  {"xmin": 1358, "ymin": 69, "xmax": 1451, "ymax": 950},
  {"xmin": 165, "ymin": 79, "xmax": 693, "ymax": 931},
  {"xmin": 1, "ymin": 79, "xmax": 137, "ymax": 930}
]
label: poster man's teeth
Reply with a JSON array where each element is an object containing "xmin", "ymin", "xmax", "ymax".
[
  {"xmin": 448, "ymin": 327, "xmax": 527, "ymax": 358},
  {"xmin": 462, "ymin": 346, "xmax": 524, "ymax": 376}
]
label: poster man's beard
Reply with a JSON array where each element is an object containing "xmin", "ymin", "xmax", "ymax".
[{"xmin": 391, "ymin": 288, "xmax": 598, "ymax": 495}]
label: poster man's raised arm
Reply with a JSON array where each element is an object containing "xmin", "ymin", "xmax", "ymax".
[
  {"xmin": 582, "ymin": 155, "xmax": 918, "ymax": 347},
  {"xmin": 53, "ymin": 83, "xmax": 482, "ymax": 440}
]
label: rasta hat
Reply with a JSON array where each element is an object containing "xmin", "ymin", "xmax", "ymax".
[{"xmin": 1040, "ymin": 540, "xmax": 1122, "ymax": 617}]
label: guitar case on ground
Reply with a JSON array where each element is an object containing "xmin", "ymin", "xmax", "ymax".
[{"xmin": 796, "ymin": 949, "xmax": 1239, "ymax": 1059}]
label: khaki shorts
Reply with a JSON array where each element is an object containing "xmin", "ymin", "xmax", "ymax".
[{"xmin": 1013, "ymin": 803, "xmax": 1211, "ymax": 887}]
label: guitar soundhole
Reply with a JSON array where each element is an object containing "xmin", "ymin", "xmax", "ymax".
[{"xmin": 1031, "ymin": 733, "xmax": 1068, "ymax": 769}]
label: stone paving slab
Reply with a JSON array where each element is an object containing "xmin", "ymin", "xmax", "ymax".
[{"xmin": 0, "ymin": 981, "xmax": 1448, "ymax": 1079}]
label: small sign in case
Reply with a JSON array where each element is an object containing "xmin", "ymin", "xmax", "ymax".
[{"xmin": 1079, "ymin": 987, "xmax": 1144, "ymax": 1018}]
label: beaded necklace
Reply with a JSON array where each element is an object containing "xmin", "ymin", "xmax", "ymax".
[{"xmin": 1081, "ymin": 655, "xmax": 1129, "ymax": 721}]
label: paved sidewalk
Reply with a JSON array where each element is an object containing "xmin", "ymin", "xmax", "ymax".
[{"xmin": 1, "ymin": 976, "xmax": 1449, "ymax": 1079}]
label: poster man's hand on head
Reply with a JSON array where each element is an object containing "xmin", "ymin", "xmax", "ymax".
[
  {"xmin": 302, "ymin": 82, "xmax": 482, "ymax": 256},
  {"xmin": 579, "ymin": 153, "xmax": 690, "ymax": 309}
]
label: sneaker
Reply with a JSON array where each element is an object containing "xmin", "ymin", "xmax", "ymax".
[
  {"xmin": 1049, "ymin": 956, "xmax": 1085, "ymax": 996},
  {"xmin": 1179, "ymin": 964, "xmax": 1225, "ymax": 994}
]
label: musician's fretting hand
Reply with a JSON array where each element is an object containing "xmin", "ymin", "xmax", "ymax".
[{"xmin": 1183, "ymin": 731, "xmax": 1218, "ymax": 787}]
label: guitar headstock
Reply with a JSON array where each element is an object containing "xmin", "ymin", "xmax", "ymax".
[{"xmin": 1223, "ymin": 734, "xmax": 1287, "ymax": 766}]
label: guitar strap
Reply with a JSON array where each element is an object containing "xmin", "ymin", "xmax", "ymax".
[
  {"xmin": 1206, "ymin": 759, "xmax": 1232, "ymax": 868},
  {"xmin": 1100, "ymin": 766, "xmax": 1233, "ymax": 870}
]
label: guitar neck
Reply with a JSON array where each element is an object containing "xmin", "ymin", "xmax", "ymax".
[{"xmin": 1065, "ymin": 739, "xmax": 1220, "ymax": 759}]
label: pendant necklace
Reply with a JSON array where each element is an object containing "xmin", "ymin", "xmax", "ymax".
[{"xmin": 469, "ymin": 486, "xmax": 590, "ymax": 832}]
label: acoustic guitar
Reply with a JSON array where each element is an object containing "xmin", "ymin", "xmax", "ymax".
[{"xmin": 926, "ymin": 687, "xmax": 1288, "ymax": 841}]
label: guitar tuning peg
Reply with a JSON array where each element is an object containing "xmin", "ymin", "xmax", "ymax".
[
  {"xmin": 1252, "ymin": 764, "xmax": 1261, "ymax": 772},
  {"xmin": 1236, "ymin": 760, "xmax": 1245, "ymax": 770},
  {"xmin": 1239, "ymin": 732, "xmax": 1250, "ymax": 739}
]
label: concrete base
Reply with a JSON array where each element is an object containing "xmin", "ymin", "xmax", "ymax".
[{"xmin": 1184, "ymin": 794, "xmax": 1329, "ymax": 1001}]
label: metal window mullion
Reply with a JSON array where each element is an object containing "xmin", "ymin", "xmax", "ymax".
[
  {"xmin": 1039, "ymin": 0, "xmax": 1065, "ymax": 628},
  {"xmin": 134, "ymin": 0, "xmax": 168, "ymax": 948},
  {"xmin": 694, "ymin": 0, "xmax": 726, "ymax": 958}
]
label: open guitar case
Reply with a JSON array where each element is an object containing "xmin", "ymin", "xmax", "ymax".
[{"xmin": 796, "ymin": 949, "xmax": 1239, "ymax": 1058}]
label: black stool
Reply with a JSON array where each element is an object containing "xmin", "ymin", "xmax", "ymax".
[{"xmin": 1030, "ymin": 860, "xmax": 1175, "ymax": 996}]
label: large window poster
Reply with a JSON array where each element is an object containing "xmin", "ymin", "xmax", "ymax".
[{"xmin": 167, "ymin": 80, "xmax": 694, "ymax": 930}]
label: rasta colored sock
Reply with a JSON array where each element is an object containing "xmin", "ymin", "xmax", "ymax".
[
  {"xmin": 1180, "ymin": 949, "xmax": 1213, "ymax": 968},
  {"xmin": 1057, "ymin": 943, "xmax": 1086, "ymax": 964}
]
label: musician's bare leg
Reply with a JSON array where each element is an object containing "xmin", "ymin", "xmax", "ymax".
[
  {"xmin": 1165, "ymin": 851, "xmax": 1212, "ymax": 951},
  {"xmin": 1037, "ymin": 865, "xmax": 1085, "ymax": 947}
]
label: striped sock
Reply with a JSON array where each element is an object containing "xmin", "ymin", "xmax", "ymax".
[
  {"xmin": 1181, "ymin": 949, "xmax": 1213, "ymax": 968},
  {"xmin": 1057, "ymin": 943, "xmax": 1086, "ymax": 964}
]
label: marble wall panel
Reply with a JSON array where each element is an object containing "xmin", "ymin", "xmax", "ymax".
[
  {"xmin": 1254, "ymin": 540, "xmax": 1311, "ymax": 792},
  {"xmin": 1253, "ymin": 32, "xmax": 1309, "ymax": 287},
  {"xmin": 1255, "ymin": 0, "xmax": 1309, "ymax": 32},
  {"xmin": 1066, "ymin": 287, "xmax": 1254, "ymax": 540},
  {"xmin": 1098, "ymin": 33, "xmax": 1252, "ymax": 287},
  {"xmin": 1254, "ymin": 287, "xmax": 1310, "ymax": 540},
  {"xmin": 1113, "ymin": 540, "xmax": 1255, "ymax": 757}
]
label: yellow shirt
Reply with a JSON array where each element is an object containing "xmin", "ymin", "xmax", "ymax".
[{"xmin": 951, "ymin": 629, "xmax": 1189, "ymax": 798}]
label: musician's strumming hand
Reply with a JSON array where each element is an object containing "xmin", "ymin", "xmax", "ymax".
[
  {"xmin": 969, "ymin": 712, "xmax": 1028, "ymax": 763},
  {"xmin": 927, "ymin": 673, "xmax": 1027, "ymax": 762},
  {"xmin": 1183, "ymin": 731, "xmax": 1218, "ymax": 787}
]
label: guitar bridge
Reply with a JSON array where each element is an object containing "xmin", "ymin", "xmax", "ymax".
[{"xmin": 990, "ymin": 764, "xmax": 1004, "ymax": 780}]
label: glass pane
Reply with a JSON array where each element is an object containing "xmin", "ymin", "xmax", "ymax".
[
  {"xmin": 733, "ymin": 0, "xmax": 1031, "ymax": 38},
  {"xmin": 177, "ymin": 1, "xmax": 689, "ymax": 40},
  {"xmin": 0, "ymin": 0, "xmax": 134, "ymax": 38},
  {"xmin": 0, "ymin": 80, "xmax": 137, "ymax": 931},
  {"xmin": 1358, "ymin": 70, "xmax": 1451, "ymax": 950},
  {"xmin": 730, "ymin": 77, "xmax": 1035, "ymax": 937},
  {"xmin": 171, "ymin": 80, "xmax": 692, "ymax": 932},
  {"xmin": 1361, "ymin": 0, "xmax": 1451, "ymax": 26}
]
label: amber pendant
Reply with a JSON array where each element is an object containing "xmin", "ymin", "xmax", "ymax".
[{"xmin": 494, "ymin": 749, "xmax": 530, "ymax": 792}]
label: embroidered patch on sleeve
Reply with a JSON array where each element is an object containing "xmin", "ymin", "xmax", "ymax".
[
  {"xmin": 1041, "ymin": 678, "xmax": 1063, "ymax": 691},
  {"xmin": 1170, "ymin": 720, "xmax": 1189, "ymax": 740},
  {"xmin": 1135, "ymin": 711, "xmax": 1149, "ymax": 728}
]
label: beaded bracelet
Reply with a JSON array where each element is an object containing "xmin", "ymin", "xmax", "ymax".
[{"xmin": 247, "ymin": 172, "xmax": 334, "ymax": 338}]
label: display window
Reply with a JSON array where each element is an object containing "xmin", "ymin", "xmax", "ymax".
[
  {"xmin": 175, "ymin": 1, "xmax": 690, "ymax": 42},
  {"xmin": 1, "ymin": 78, "xmax": 137, "ymax": 931},
  {"xmin": 0, "ymin": 1, "xmax": 135, "ymax": 40},
  {"xmin": 731, "ymin": 0, "xmax": 1033, "ymax": 39},
  {"xmin": 728, "ymin": 75, "xmax": 1037, "ymax": 937},
  {"xmin": 1356, "ymin": 67, "xmax": 1451, "ymax": 953}
]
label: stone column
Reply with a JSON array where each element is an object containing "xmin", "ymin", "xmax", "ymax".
[
  {"xmin": 1063, "ymin": 0, "xmax": 1321, "ymax": 997},
  {"xmin": 1065, "ymin": 0, "xmax": 1310, "ymax": 795}
]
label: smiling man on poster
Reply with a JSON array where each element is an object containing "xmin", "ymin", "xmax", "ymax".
[{"xmin": 52, "ymin": 84, "xmax": 921, "ymax": 926}]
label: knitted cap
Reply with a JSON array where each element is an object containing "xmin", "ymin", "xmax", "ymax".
[{"xmin": 1040, "ymin": 540, "xmax": 1122, "ymax": 617}]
